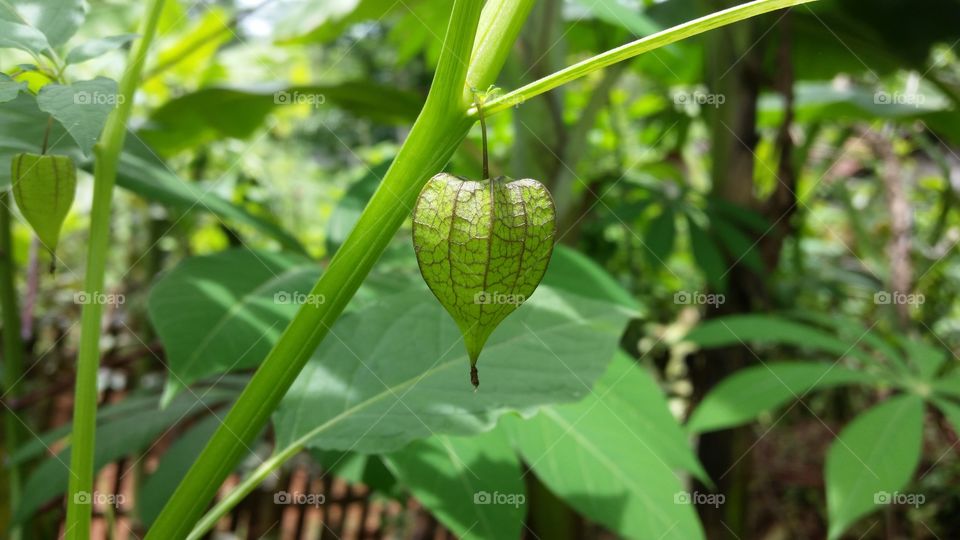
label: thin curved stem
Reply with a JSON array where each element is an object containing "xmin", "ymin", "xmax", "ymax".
[{"xmin": 469, "ymin": 0, "xmax": 818, "ymax": 117}]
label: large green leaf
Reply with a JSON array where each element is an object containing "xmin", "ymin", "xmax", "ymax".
[
  {"xmin": 273, "ymin": 285, "xmax": 632, "ymax": 453},
  {"xmin": 684, "ymin": 314, "xmax": 873, "ymax": 365},
  {"xmin": 825, "ymin": 394, "xmax": 924, "ymax": 539},
  {"xmin": 385, "ymin": 429, "xmax": 525, "ymax": 540},
  {"xmin": 543, "ymin": 245, "xmax": 641, "ymax": 311},
  {"xmin": 504, "ymin": 353, "xmax": 705, "ymax": 540},
  {"xmin": 0, "ymin": 92, "xmax": 81, "ymax": 188},
  {"xmin": 140, "ymin": 82, "xmax": 422, "ymax": 154},
  {"xmin": 0, "ymin": 19, "xmax": 49, "ymax": 54},
  {"xmin": 148, "ymin": 249, "xmax": 321, "ymax": 399},
  {"xmin": 37, "ymin": 77, "xmax": 118, "ymax": 156},
  {"xmin": 13, "ymin": 388, "xmax": 237, "ymax": 523},
  {"xmin": 0, "ymin": 0, "xmax": 85, "ymax": 49},
  {"xmin": 0, "ymin": 73, "xmax": 27, "ymax": 102},
  {"xmin": 687, "ymin": 362, "xmax": 866, "ymax": 433}
]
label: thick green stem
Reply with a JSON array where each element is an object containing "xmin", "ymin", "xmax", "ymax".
[
  {"xmin": 146, "ymin": 1, "xmax": 523, "ymax": 538},
  {"xmin": 472, "ymin": 0, "xmax": 818, "ymax": 117},
  {"xmin": 64, "ymin": 1, "xmax": 166, "ymax": 538},
  {"xmin": 0, "ymin": 192, "xmax": 24, "ymax": 540}
]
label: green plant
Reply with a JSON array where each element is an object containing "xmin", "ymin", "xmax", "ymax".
[
  {"xmin": 684, "ymin": 313, "xmax": 960, "ymax": 538},
  {"xmin": 136, "ymin": 0, "xmax": 817, "ymax": 537}
]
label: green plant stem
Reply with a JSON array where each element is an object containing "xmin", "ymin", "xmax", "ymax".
[
  {"xmin": 471, "ymin": 0, "xmax": 818, "ymax": 118},
  {"xmin": 146, "ymin": 1, "xmax": 529, "ymax": 537},
  {"xmin": 0, "ymin": 192, "xmax": 25, "ymax": 540},
  {"xmin": 64, "ymin": 1, "xmax": 167, "ymax": 538}
]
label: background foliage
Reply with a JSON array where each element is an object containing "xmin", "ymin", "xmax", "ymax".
[{"xmin": 2, "ymin": 0, "xmax": 960, "ymax": 538}]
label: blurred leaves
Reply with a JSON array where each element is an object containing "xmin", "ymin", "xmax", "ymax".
[
  {"xmin": 140, "ymin": 82, "xmax": 422, "ymax": 155},
  {"xmin": 65, "ymin": 33, "xmax": 138, "ymax": 65},
  {"xmin": 686, "ymin": 361, "xmax": 864, "ymax": 433},
  {"xmin": 0, "ymin": 0, "xmax": 86, "ymax": 50}
]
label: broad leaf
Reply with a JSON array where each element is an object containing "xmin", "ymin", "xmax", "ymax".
[
  {"xmin": 140, "ymin": 82, "xmax": 422, "ymax": 154},
  {"xmin": 0, "ymin": 73, "xmax": 26, "ymax": 103},
  {"xmin": 825, "ymin": 395, "xmax": 924, "ymax": 539},
  {"xmin": 0, "ymin": 92, "xmax": 81, "ymax": 188},
  {"xmin": 504, "ymin": 354, "xmax": 705, "ymax": 540},
  {"xmin": 687, "ymin": 362, "xmax": 865, "ymax": 433},
  {"xmin": 684, "ymin": 314, "xmax": 873, "ymax": 365},
  {"xmin": 385, "ymin": 429, "xmax": 525, "ymax": 540},
  {"xmin": 0, "ymin": 19, "xmax": 50, "ymax": 53},
  {"xmin": 148, "ymin": 249, "xmax": 321, "ymax": 398},
  {"xmin": 933, "ymin": 397, "xmax": 960, "ymax": 435},
  {"xmin": 148, "ymin": 248, "xmax": 414, "ymax": 400},
  {"xmin": 543, "ymin": 245, "xmax": 641, "ymax": 311},
  {"xmin": 933, "ymin": 370, "xmax": 960, "ymax": 400},
  {"xmin": 0, "ymin": 0, "xmax": 86, "ymax": 48},
  {"xmin": 898, "ymin": 337, "xmax": 947, "ymax": 379},
  {"xmin": 37, "ymin": 77, "xmax": 118, "ymax": 156},
  {"xmin": 273, "ymin": 285, "xmax": 632, "ymax": 453},
  {"xmin": 65, "ymin": 33, "xmax": 138, "ymax": 64}
]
